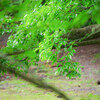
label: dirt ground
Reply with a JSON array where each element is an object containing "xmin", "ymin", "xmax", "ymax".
[
  {"xmin": 28, "ymin": 44, "xmax": 100, "ymax": 99},
  {"xmin": 37, "ymin": 44, "xmax": 100, "ymax": 98},
  {"xmin": 0, "ymin": 44, "xmax": 100, "ymax": 100},
  {"xmin": 72, "ymin": 44, "xmax": 100, "ymax": 80}
]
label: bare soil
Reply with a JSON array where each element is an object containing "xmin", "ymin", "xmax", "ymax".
[{"xmin": 0, "ymin": 44, "xmax": 100, "ymax": 100}]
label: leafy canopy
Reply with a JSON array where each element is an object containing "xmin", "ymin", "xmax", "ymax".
[{"xmin": 0, "ymin": 0, "xmax": 100, "ymax": 78}]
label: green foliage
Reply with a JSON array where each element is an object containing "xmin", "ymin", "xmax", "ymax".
[{"xmin": 0, "ymin": 0, "xmax": 100, "ymax": 78}]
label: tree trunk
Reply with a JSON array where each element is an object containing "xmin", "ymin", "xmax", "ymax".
[
  {"xmin": 76, "ymin": 39, "xmax": 100, "ymax": 46},
  {"xmin": 62, "ymin": 24, "xmax": 100, "ymax": 41}
]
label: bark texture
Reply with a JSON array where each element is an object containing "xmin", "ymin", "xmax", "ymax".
[{"xmin": 62, "ymin": 24, "xmax": 100, "ymax": 41}]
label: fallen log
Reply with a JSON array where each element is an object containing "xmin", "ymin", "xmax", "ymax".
[{"xmin": 62, "ymin": 24, "xmax": 100, "ymax": 40}]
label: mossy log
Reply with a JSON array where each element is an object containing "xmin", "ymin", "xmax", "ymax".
[{"xmin": 62, "ymin": 24, "xmax": 100, "ymax": 41}]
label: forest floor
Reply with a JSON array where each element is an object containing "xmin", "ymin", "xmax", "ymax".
[{"xmin": 0, "ymin": 44, "xmax": 100, "ymax": 100}]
